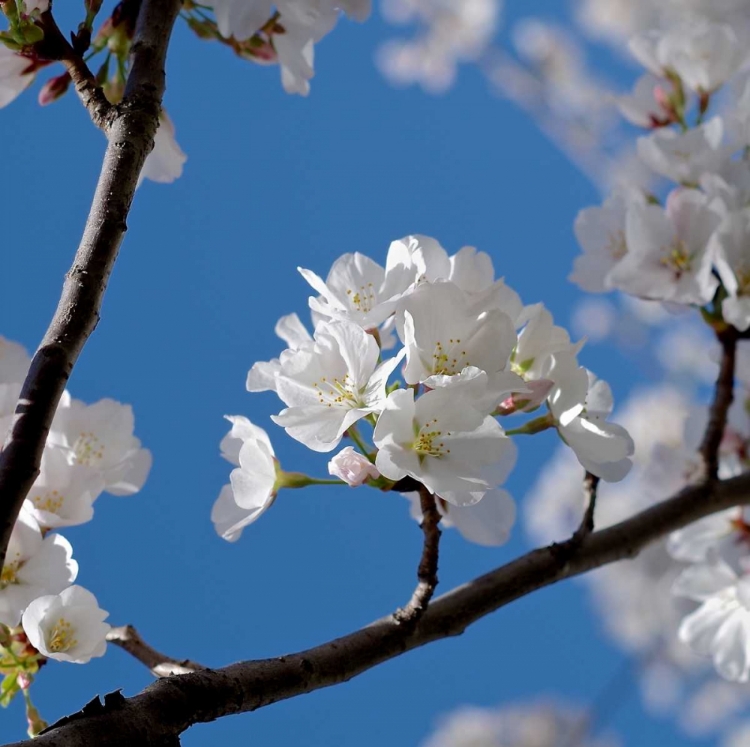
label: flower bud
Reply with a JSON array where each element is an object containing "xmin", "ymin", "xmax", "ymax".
[
  {"xmin": 328, "ymin": 447, "xmax": 380, "ymax": 487},
  {"xmin": 496, "ymin": 379, "xmax": 554, "ymax": 415},
  {"xmin": 38, "ymin": 71, "xmax": 70, "ymax": 106}
]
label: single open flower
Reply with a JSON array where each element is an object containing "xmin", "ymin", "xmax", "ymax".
[{"xmin": 22, "ymin": 585, "xmax": 109, "ymax": 664}]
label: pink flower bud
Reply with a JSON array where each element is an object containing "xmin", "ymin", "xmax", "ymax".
[
  {"xmin": 38, "ymin": 72, "xmax": 70, "ymax": 106},
  {"xmin": 328, "ymin": 447, "xmax": 379, "ymax": 487},
  {"xmin": 496, "ymin": 379, "xmax": 554, "ymax": 415}
]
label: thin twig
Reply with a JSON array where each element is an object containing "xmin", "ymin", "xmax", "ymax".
[
  {"xmin": 8, "ymin": 471, "xmax": 750, "ymax": 747},
  {"xmin": 0, "ymin": 0, "xmax": 181, "ymax": 571},
  {"xmin": 700, "ymin": 326, "xmax": 738, "ymax": 481},
  {"xmin": 36, "ymin": 11, "xmax": 114, "ymax": 130},
  {"xmin": 394, "ymin": 485, "xmax": 442, "ymax": 624},
  {"xmin": 106, "ymin": 625, "xmax": 206, "ymax": 678},
  {"xmin": 571, "ymin": 472, "xmax": 600, "ymax": 543}
]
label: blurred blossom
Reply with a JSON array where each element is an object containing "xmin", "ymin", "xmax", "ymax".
[
  {"xmin": 420, "ymin": 701, "xmax": 619, "ymax": 747},
  {"xmin": 654, "ymin": 325, "xmax": 719, "ymax": 384},
  {"xmin": 377, "ymin": 0, "xmax": 501, "ymax": 92}
]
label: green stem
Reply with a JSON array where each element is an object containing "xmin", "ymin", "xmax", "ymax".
[
  {"xmin": 347, "ymin": 425, "xmax": 376, "ymax": 464},
  {"xmin": 505, "ymin": 413, "xmax": 554, "ymax": 436}
]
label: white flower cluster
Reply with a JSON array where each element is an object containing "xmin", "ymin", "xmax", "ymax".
[
  {"xmin": 214, "ymin": 235, "xmax": 633, "ymax": 547},
  {"xmin": 420, "ymin": 700, "xmax": 619, "ymax": 747},
  {"xmin": 203, "ymin": 0, "xmax": 370, "ymax": 95},
  {"xmin": 570, "ymin": 18, "xmax": 750, "ymax": 331},
  {"xmin": 0, "ymin": 337, "xmax": 151, "ymax": 663}
]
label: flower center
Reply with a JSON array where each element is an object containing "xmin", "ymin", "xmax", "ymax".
[
  {"xmin": 31, "ymin": 489, "xmax": 65, "ymax": 514},
  {"xmin": 430, "ymin": 339, "xmax": 471, "ymax": 376},
  {"xmin": 412, "ymin": 419, "xmax": 451, "ymax": 462},
  {"xmin": 660, "ymin": 239, "xmax": 692, "ymax": 276},
  {"xmin": 47, "ymin": 617, "xmax": 78, "ymax": 653},
  {"xmin": 312, "ymin": 374, "xmax": 361, "ymax": 408},
  {"xmin": 73, "ymin": 431, "xmax": 105, "ymax": 466},
  {"xmin": 346, "ymin": 283, "xmax": 376, "ymax": 313},
  {"xmin": 607, "ymin": 229, "xmax": 627, "ymax": 260},
  {"xmin": 0, "ymin": 557, "xmax": 21, "ymax": 589}
]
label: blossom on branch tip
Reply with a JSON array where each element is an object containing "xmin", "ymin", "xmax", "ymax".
[{"xmin": 22, "ymin": 585, "xmax": 110, "ymax": 664}]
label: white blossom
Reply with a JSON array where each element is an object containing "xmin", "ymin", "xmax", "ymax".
[
  {"xmin": 25, "ymin": 447, "xmax": 104, "ymax": 530},
  {"xmin": 212, "ymin": 416, "xmax": 278, "ymax": 541},
  {"xmin": 674, "ymin": 557, "xmax": 750, "ymax": 682},
  {"xmin": 272, "ymin": 321, "xmax": 403, "ymax": 452},
  {"xmin": 404, "ymin": 488, "xmax": 515, "ymax": 547},
  {"xmin": 608, "ymin": 188, "xmax": 720, "ymax": 305},
  {"xmin": 0, "ymin": 508, "xmax": 77, "ymax": 627},
  {"xmin": 570, "ymin": 192, "xmax": 635, "ymax": 293},
  {"xmin": 22, "ymin": 585, "xmax": 110, "ymax": 664},
  {"xmin": 629, "ymin": 23, "xmax": 746, "ymax": 93},
  {"xmin": 636, "ymin": 118, "xmax": 729, "ymax": 185},
  {"xmin": 546, "ymin": 353, "xmax": 634, "ymax": 481},
  {"xmin": 0, "ymin": 46, "xmax": 34, "ymax": 109},
  {"xmin": 300, "ymin": 252, "xmax": 409, "ymax": 330},
  {"xmin": 373, "ymin": 387, "xmax": 516, "ymax": 506},
  {"xmin": 139, "ymin": 112, "xmax": 187, "ymax": 187},
  {"xmin": 711, "ymin": 209, "xmax": 750, "ymax": 331},
  {"xmin": 49, "ymin": 394, "xmax": 152, "ymax": 496},
  {"xmin": 328, "ymin": 446, "xmax": 379, "ymax": 486},
  {"xmin": 246, "ymin": 313, "xmax": 313, "ymax": 393},
  {"xmin": 398, "ymin": 281, "xmax": 519, "ymax": 404}
]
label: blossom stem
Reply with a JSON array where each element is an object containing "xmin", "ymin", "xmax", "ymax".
[
  {"xmin": 346, "ymin": 425, "xmax": 376, "ymax": 463},
  {"xmin": 504, "ymin": 414, "xmax": 554, "ymax": 436},
  {"xmin": 699, "ymin": 325, "xmax": 738, "ymax": 480},
  {"xmin": 393, "ymin": 484, "xmax": 441, "ymax": 625}
]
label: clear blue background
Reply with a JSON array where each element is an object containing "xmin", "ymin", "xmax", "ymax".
[{"xmin": 0, "ymin": 1, "xmax": 723, "ymax": 745}]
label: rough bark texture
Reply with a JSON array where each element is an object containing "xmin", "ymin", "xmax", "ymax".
[
  {"xmin": 0, "ymin": 0, "xmax": 181, "ymax": 569},
  {"xmin": 5, "ymin": 469, "xmax": 750, "ymax": 747}
]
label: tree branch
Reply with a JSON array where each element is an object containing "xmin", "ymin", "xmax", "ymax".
[
  {"xmin": 571, "ymin": 472, "xmax": 599, "ymax": 543},
  {"xmin": 106, "ymin": 626, "xmax": 206, "ymax": 678},
  {"xmin": 393, "ymin": 485, "xmax": 442, "ymax": 624},
  {"xmin": 0, "ymin": 0, "xmax": 181, "ymax": 570},
  {"xmin": 700, "ymin": 326, "xmax": 738, "ymax": 480},
  {"xmin": 7, "ymin": 470, "xmax": 750, "ymax": 747}
]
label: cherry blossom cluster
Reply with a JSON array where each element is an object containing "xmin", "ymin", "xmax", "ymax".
[
  {"xmin": 570, "ymin": 18, "xmax": 750, "ymax": 330},
  {"xmin": 0, "ymin": 337, "xmax": 150, "ymax": 726},
  {"xmin": 213, "ymin": 235, "xmax": 634, "ymax": 548}
]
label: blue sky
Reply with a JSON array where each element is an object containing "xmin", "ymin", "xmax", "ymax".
[{"xmin": 0, "ymin": 1, "xmax": 725, "ymax": 745}]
